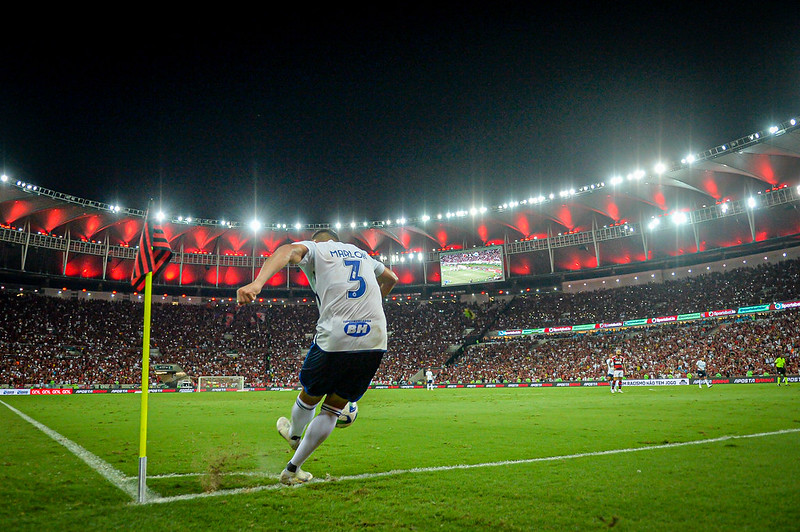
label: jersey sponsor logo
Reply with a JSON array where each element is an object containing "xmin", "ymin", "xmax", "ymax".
[{"xmin": 344, "ymin": 320, "xmax": 371, "ymax": 337}]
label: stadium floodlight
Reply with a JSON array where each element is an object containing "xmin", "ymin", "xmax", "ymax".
[
  {"xmin": 1, "ymin": 174, "xmax": 8, "ymax": 182},
  {"xmin": 747, "ymin": 197, "xmax": 757, "ymax": 209},
  {"xmin": 156, "ymin": 212, "xmax": 167, "ymax": 222},
  {"xmin": 654, "ymin": 162, "xmax": 667, "ymax": 174},
  {"xmin": 249, "ymin": 219, "xmax": 262, "ymax": 232},
  {"xmin": 672, "ymin": 211, "xmax": 688, "ymax": 225},
  {"xmin": 335, "ymin": 222, "xmax": 342, "ymax": 229},
  {"xmin": 548, "ymin": 193, "xmax": 554, "ymax": 200},
  {"xmin": 294, "ymin": 222, "xmax": 302, "ymax": 230},
  {"xmin": 421, "ymin": 214, "xmax": 430, "ymax": 222},
  {"xmin": 720, "ymin": 203, "xmax": 729, "ymax": 213},
  {"xmin": 480, "ymin": 206, "xmax": 487, "ymax": 213},
  {"xmin": 648, "ymin": 218, "xmax": 660, "ymax": 230},
  {"xmin": 350, "ymin": 222, "xmax": 356, "ymax": 228},
  {"xmin": 470, "ymin": 207, "xmax": 478, "ymax": 216}
]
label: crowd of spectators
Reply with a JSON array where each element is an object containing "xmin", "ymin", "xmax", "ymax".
[
  {"xmin": 494, "ymin": 258, "xmax": 800, "ymax": 329},
  {"xmin": 1, "ymin": 257, "xmax": 798, "ymax": 388},
  {"xmin": 446, "ymin": 311, "xmax": 798, "ymax": 383}
]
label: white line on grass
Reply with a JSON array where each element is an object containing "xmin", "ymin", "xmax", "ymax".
[
  {"xmin": 122, "ymin": 471, "xmax": 280, "ymax": 481},
  {"xmin": 145, "ymin": 427, "xmax": 800, "ymax": 505},
  {"xmin": 0, "ymin": 399, "xmax": 158, "ymax": 502}
]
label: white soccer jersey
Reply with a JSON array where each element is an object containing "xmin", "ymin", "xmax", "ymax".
[
  {"xmin": 696, "ymin": 360, "xmax": 707, "ymax": 371},
  {"xmin": 606, "ymin": 358, "xmax": 614, "ymax": 373},
  {"xmin": 297, "ymin": 240, "xmax": 388, "ymax": 352}
]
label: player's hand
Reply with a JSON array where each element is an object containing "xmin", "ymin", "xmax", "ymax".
[{"xmin": 236, "ymin": 283, "xmax": 260, "ymax": 305}]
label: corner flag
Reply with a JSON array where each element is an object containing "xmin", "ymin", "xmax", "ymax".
[
  {"xmin": 131, "ymin": 216, "xmax": 172, "ymax": 291},
  {"xmin": 131, "ymin": 210, "xmax": 171, "ymax": 503}
]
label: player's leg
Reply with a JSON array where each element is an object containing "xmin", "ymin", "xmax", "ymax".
[
  {"xmin": 281, "ymin": 394, "xmax": 346, "ymax": 484},
  {"xmin": 278, "ymin": 345, "xmax": 328, "ymax": 450},
  {"xmin": 278, "ymin": 390, "xmax": 320, "ymax": 450},
  {"xmin": 281, "ymin": 350, "xmax": 383, "ymax": 485}
]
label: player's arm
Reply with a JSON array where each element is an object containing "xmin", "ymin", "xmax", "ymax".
[
  {"xmin": 237, "ymin": 243, "xmax": 309, "ymax": 304},
  {"xmin": 377, "ymin": 267, "xmax": 399, "ymax": 298}
]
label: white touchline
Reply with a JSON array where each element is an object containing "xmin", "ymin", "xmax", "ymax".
[
  {"xmin": 0, "ymin": 399, "xmax": 158, "ymax": 502},
  {"xmin": 145, "ymin": 427, "xmax": 800, "ymax": 505}
]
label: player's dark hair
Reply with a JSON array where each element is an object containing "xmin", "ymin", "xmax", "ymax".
[{"xmin": 311, "ymin": 228, "xmax": 340, "ymax": 242}]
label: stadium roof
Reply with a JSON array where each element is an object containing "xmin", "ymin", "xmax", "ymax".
[{"xmin": 1, "ymin": 116, "xmax": 799, "ymax": 289}]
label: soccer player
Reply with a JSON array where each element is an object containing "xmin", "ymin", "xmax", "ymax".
[
  {"xmin": 611, "ymin": 349, "xmax": 625, "ymax": 393},
  {"xmin": 605, "ymin": 355, "xmax": 615, "ymax": 392},
  {"xmin": 775, "ymin": 353, "xmax": 788, "ymax": 386},
  {"xmin": 237, "ymin": 228, "xmax": 398, "ymax": 485},
  {"xmin": 426, "ymin": 368, "xmax": 435, "ymax": 390},
  {"xmin": 696, "ymin": 358, "xmax": 712, "ymax": 388}
]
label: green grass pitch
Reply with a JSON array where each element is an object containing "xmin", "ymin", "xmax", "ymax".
[{"xmin": 1, "ymin": 385, "xmax": 799, "ymax": 530}]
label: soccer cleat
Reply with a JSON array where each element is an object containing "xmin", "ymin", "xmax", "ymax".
[
  {"xmin": 277, "ymin": 417, "xmax": 300, "ymax": 450},
  {"xmin": 280, "ymin": 467, "xmax": 313, "ymax": 485},
  {"xmin": 617, "ymin": 390, "xmax": 623, "ymax": 393}
]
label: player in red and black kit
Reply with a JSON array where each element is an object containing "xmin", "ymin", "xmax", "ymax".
[{"xmin": 611, "ymin": 349, "xmax": 625, "ymax": 393}]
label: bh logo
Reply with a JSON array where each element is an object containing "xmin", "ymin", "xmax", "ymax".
[{"xmin": 345, "ymin": 321, "xmax": 371, "ymax": 337}]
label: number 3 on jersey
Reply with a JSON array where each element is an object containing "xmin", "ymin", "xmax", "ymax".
[{"xmin": 344, "ymin": 259, "xmax": 366, "ymax": 299}]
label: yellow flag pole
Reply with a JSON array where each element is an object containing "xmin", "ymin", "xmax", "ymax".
[{"xmin": 137, "ymin": 271, "xmax": 153, "ymax": 503}]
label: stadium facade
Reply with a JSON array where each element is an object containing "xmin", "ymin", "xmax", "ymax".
[{"xmin": 2, "ymin": 116, "xmax": 799, "ymax": 297}]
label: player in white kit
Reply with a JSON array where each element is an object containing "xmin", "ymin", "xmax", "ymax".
[
  {"xmin": 696, "ymin": 359, "xmax": 712, "ymax": 388},
  {"xmin": 237, "ymin": 228, "xmax": 398, "ymax": 485}
]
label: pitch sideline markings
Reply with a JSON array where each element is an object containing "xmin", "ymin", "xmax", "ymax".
[
  {"xmin": 0, "ymin": 399, "xmax": 158, "ymax": 502},
  {"xmin": 145, "ymin": 427, "xmax": 800, "ymax": 505}
]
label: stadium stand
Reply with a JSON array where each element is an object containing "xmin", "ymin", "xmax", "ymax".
[{"xmin": 1, "ymin": 257, "xmax": 798, "ymax": 388}]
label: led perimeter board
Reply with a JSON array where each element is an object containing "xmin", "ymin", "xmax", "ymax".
[{"xmin": 439, "ymin": 245, "xmax": 505, "ymax": 287}]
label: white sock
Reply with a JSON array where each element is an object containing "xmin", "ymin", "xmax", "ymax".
[
  {"xmin": 290, "ymin": 396, "xmax": 317, "ymax": 439},
  {"xmin": 289, "ymin": 407, "xmax": 339, "ymax": 468}
]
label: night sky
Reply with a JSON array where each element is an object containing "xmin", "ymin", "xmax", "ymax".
[{"xmin": 1, "ymin": 5, "xmax": 797, "ymax": 226}]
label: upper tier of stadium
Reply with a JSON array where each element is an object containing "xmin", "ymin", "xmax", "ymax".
[{"xmin": 1, "ymin": 115, "xmax": 799, "ymax": 292}]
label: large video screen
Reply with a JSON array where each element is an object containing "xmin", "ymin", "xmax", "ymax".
[{"xmin": 439, "ymin": 245, "xmax": 505, "ymax": 287}]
